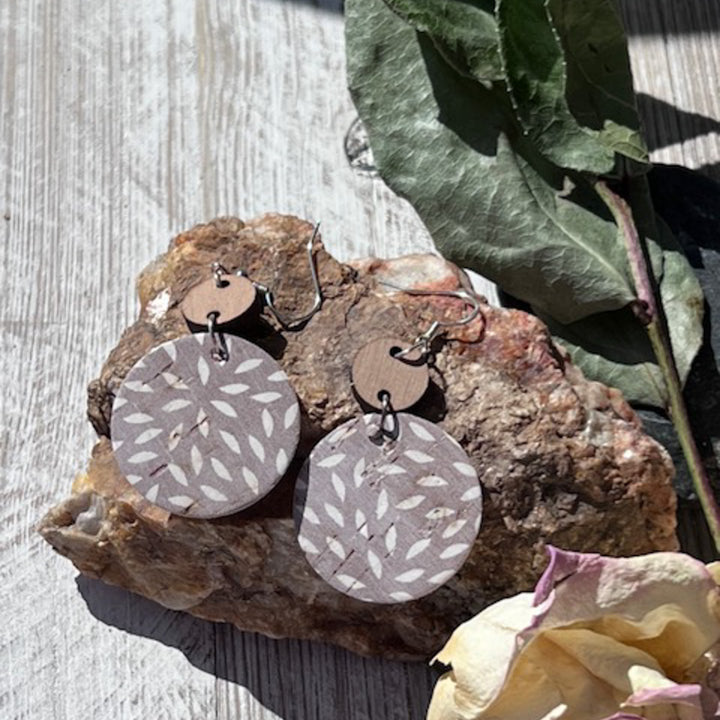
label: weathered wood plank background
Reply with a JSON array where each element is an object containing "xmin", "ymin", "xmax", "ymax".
[{"xmin": 1, "ymin": 1, "xmax": 718, "ymax": 718}]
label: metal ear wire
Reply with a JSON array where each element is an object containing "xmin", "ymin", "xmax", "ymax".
[
  {"xmin": 238, "ymin": 223, "xmax": 323, "ymax": 330},
  {"xmin": 378, "ymin": 281, "xmax": 482, "ymax": 359}
]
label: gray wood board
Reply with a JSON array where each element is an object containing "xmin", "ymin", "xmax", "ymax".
[{"xmin": 1, "ymin": 1, "xmax": 718, "ymax": 718}]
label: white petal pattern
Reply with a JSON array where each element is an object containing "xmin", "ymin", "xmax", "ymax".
[
  {"xmin": 284, "ymin": 404, "xmax": 298, "ymax": 430},
  {"xmin": 384, "ymin": 526, "xmax": 397, "ymax": 553},
  {"xmin": 324, "ymin": 503, "xmax": 345, "ymax": 528},
  {"xmin": 219, "ymin": 383, "xmax": 249, "ymax": 395},
  {"xmin": 395, "ymin": 495, "xmax": 425, "ymax": 510},
  {"xmin": 406, "ymin": 538, "xmax": 431, "ymax": 560},
  {"xmin": 210, "ymin": 400, "xmax": 237, "ymax": 417},
  {"xmin": 219, "ymin": 430, "xmax": 241, "ymax": 454},
  {"xmin": 167, "ymin": 464, "xmax": 189, "ymax": 486},
  {"xmin": 162, "ymin": 398, "xmax": 192, "ymax": 413},
  {"xmin": 378, "ymin": 464, "xmax": 406, "ymax": 476},
  {"xmin": 298, "ymin": 535, "xmax": 319, "ymax": 554},
  {"xmin": 211, "ymin": 457, "xmax": 232, "ymax": 482},
  {"xmin": 124, "ymin": 413, "xmax": 153, "ymax": 424},
  {"xmin": 317, "ymin": 453, "xmax": 345, "ymax": 469},
  {"xmin": 429, "ymin": 570, "xmax": 455, "ymax": 585},
  {"xmin": 404, "ymin": 449, "xmax": 434, "ymax": 464},
  {"xmin": 353, "ymin": 457, "xmax": 366, "ymax": 488},
  {"xmin": 395, "ymin": 569, "xmax": 424, "ymax": 583},
  {"xmin": 262, "ymin": 409, "xmax": 274, "ymax": 438},
  {"xmin": 251, "ymin": 392, "xmax": 282, "ymax": 404},
  {"xmin": 235, "ymin": 358, "xmax": 263, "ymax": 373},
  {"xmin": 124, "ymin": 380, "xmax": 151, "ymax": 393},
  {"xmin": 303, "ymin": 507, "xmax": 320, "ymax": 525},
  {"xmin": 417, "ymin": 475, "xmax": 447, "ymax": 487},
  {"xmin": 191, "ymin": 445, "xmax": 203, "ymax": 475},
  {"xmin": 168, "ymin": 495, "xmax": 194, "ymax": 509},
  {"xmin": 127, "ymin": 451, "xmax": 158, "ymax": 464},
  {"xmin": 439, "ymin": 543, "xmax": 470, "ymax": 559},
  {"xmin": 276, "ymin": 449, "xmax": 288, "ymax": 474},
  {"xmin": 197, "ymin": 356, "xmax": 210, "ymax": 385},
  {"xmin": 243, "ymin": 467, "xmax": 259, "ymax": 494},
  {"xmin": 461, "ymin": 485, "xmax": 481, "ymax": 502},
  {"xmin": 426, "ymin": 507, "xmax": 455, "ymax": 520},
  {"xmin": 201, "ymin": 485, "xmax": 228, "ymax": 501},
  {"xmin": 442, "ymin": 519, "xmax": 468, "ymax": 539},
  {"xmin": 167, "ymin": 423, "xmax": 183, "ymax": 451},
  {"xmin": 331, "ymin": 473, "xmax": 346, "ymax": 502},
  {"xmin": 376, "ymin": 489, "xmax": 389, "ymax": 520},
  {"xmin": 248, "ymin": 435, "xmax": 266, "ymax": 462},
  {"xmin": 326, "ymin": 537, "xmax": 346, "ymax": 559},
  {"xmin": 453, "ymin": 462, "xmax": 476, "ymax": 477},
  {"xmin": 367, "ymin": 550, "xmax": 382, "ymax": 579},
  {"xmin": 134, "ymin": 428, "xmax": 163, "ymax": 445},
  {"xmin": 337, "ymin": 574, "xmax": 365, "ymax": 590},
  {"xmin": 408, "ymin": 421, "xmax": 435, "ymax": 441}
]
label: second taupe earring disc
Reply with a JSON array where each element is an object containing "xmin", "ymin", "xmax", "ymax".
[
  {"xmin": 111, "ymin": 334, "xmax": 300, "ymax": 519},
  {"xmin": 352, "ymin": 337, "xmax": 429, "ymax": 410},
  {"xmin": 294, "ymin": 413, "xmax": 483, "ymax": 603},
  {"xmin": 181, "ymin": 274, "xmax": 257, "ymax": 327}
]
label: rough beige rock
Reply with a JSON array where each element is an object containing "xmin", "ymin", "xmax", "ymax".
[{"xmin": 39, "ymin": 214, "xmax": 678, "ymax": 660}]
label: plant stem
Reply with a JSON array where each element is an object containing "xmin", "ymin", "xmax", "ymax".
[{"xmin": 596, "ymin": 180, "xmax": 720, "ymax": 553}]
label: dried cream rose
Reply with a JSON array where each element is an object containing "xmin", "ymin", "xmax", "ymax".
[{"xmin": 428, "ymin": 547, "xmax": 720, "ymax": 720}]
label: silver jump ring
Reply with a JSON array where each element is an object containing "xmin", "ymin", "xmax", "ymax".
[
  {"xmin": 370, "ymin": 390, "xmax": 398, "ymax": 443},
  {"xmin": 207, "ymin": 311, "xmax": 229, "ymax": 362}
]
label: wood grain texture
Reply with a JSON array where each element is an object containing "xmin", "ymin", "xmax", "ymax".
[{"xmin": 0, "ymin": 0, "xmax": 717, "ymax": 718}]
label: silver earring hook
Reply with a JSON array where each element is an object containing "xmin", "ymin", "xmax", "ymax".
[
  {"xmin": 240, "ymin": 223, "xmax": 323, "ymax": 330},
  {"xmin": 211, "ymin": 262, "xmax": 228, "ymax": 288},
  {"xmin": 378, "ymin": 282, "xmax": 482, "ymax": 359}
]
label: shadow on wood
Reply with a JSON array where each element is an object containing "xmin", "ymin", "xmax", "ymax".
[
  {"xmin": 636, "ymin": 93, "xmax": 720, "ymax": 156},
  {"xmin": 621, "ymin": 0, "xmax": 720, "ymax": 35},
  {"xmin": 75, "ymin": 575, "xmax": 437, "ymax": 720}
]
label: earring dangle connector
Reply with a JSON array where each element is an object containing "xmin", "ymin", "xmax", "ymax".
[
  {"xmin": 110, "ymin": 225, "xmax": 322, "ymax": 519},
  {"xmin": 293, "ymin": 286, "xmax": 484, "ymax": 605}
]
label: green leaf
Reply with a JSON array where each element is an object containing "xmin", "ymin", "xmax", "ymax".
[
  {"xmin": 346, "ymin": 0, "xmax": 636, "ymax": 324},
  {"xmin": 543, "ymin": 221, "xmax": 704, "ymax": 407},
  {"xmin": 382, "ymin": 0, "xmax": 503, "ymax": 82},
  {"xmin": 496, "ymin": 0, "xmax": 648, "ymax": 173}
]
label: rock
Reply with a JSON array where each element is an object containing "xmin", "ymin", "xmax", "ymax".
[{"xmin": 38, "ymin": 214, "xmax": 678, "ymax": 660}]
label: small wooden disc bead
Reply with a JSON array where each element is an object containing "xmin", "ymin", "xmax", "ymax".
[
  {"xmin": 352, "ymin": 337, "xmax": 429, "ymax": 411},
  {"xmin": 181, "ymin": 274, "xmax": 257, "ymax": 327}
]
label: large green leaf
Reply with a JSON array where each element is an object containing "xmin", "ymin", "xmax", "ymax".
[
  {"xmin": 496, "ymin": 0, "xmax": 647, "ymax": 173},
  {"xmin": 382, "ymin": 0, "xmax": 503, "ymax": 82},
  {"xmin": 346, "ymin": 0, "xmax": 636, "ymax": 324}
]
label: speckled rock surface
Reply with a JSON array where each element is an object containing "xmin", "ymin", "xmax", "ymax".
[{"xmin": 39, "ymin": 214, "xmax": 678, "ymax": 660}]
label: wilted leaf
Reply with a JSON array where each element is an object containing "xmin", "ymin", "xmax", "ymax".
[
  {"xmin": 383, "ymin": 0, "xmax": 502, "ymax": 82},
  {"xmin": 543, "ymin": 220, "xmax": 704, "ymax": 407},
  {"xmin": 496, "ymin": 0, "xmax": 647, "ymax": 173},
  {"xmin": 346, "ymin": 0, "xmax": 637, "ymax": 324}
]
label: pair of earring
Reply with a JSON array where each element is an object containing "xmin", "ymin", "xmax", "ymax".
[
  {"xmin": 111, "ymin": 233, "xmax": 482, "ymax": 605},
  {"xmin": 293, "ymin": 286, "xmax": 483, "ymax": 604},
  {"xmin": 111, "ymin": 226, "xmax": 322, "ymax": 519}
]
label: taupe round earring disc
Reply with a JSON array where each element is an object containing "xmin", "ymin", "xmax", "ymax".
[
  {"xmin": 181, "ymin": 274, "xmax": 257, "ymax": 326},
  {"xmin": 294, "ymin": 413, "xmax": 482, "ymax": 604},
  {"xmin": 111, "ymin": 333, "xmax": 300, "ymax": 519},
  {"xmin": 352, "ymin": 337, "xmax": 429, "ymax": 410}
]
